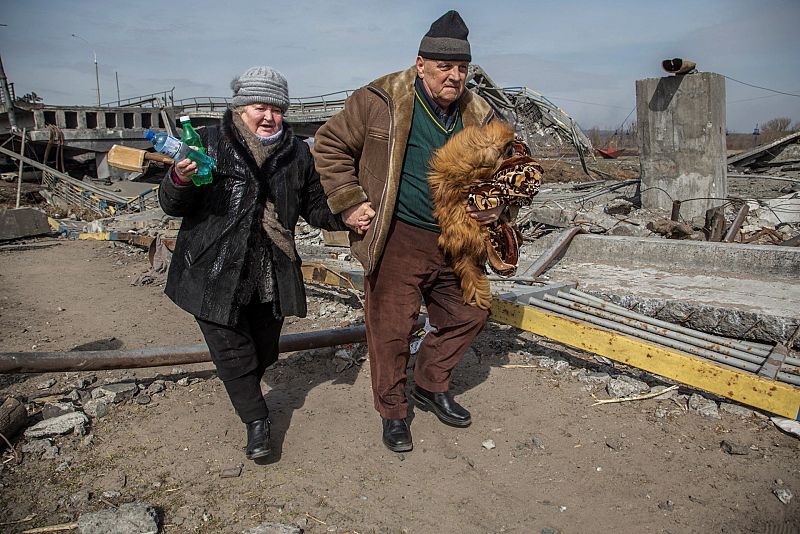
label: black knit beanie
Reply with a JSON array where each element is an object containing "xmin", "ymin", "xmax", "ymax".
[{"xmin": 418, "ymin": 10, "xmax": 471, "ymax": 62}]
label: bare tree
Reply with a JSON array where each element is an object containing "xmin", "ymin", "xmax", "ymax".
[
  {"xmin": 760, "ymin": 117, "xmax": 792, "ymax": 133},
  {"xmin": 587, "ymin": 127, "xmax": 603, "ymax": 147}
]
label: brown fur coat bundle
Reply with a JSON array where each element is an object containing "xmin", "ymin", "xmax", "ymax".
[{"xmin": 428, "ymin": 121, "xmax": 543, "ymax": 310}]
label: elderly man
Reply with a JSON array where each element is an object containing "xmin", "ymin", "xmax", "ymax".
[{"xmin": 313, "ymin": 10, "xmax": 503, "ymax": 452}]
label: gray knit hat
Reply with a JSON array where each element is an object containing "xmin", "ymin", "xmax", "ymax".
[
  {"xmin": 230, "ymin": 66, "xmax": 290, "ymax": 111},
  {"xmin": 418, "ymin": 10, "xmax": 471, "ymax": 62}
]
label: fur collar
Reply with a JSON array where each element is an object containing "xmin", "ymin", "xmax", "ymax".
[{"xmin": 369, "ymin": 66, "xmax": 494, "ymax": 127}]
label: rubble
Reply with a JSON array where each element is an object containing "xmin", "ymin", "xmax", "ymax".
[
  {"xmin": 24, "ymin": 412, "xmax": 88, "ymax": 438},
  {"xmin": 0, "ymin": 207, "xmax": 52, "ymax": 240},
  {"xmin": 77, "ymin": 502, "xmax": 159, "ymax": 534}
]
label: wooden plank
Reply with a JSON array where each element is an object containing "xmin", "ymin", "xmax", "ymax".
[{"xmin": 490, "ymin": 298, "xmax": 800, "ymax": 420}]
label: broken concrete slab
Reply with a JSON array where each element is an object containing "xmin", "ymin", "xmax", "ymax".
[
  {"xmin": 77, "ymin": 502, "xmax": 159, "ymax": 534},
  {"xmin": 24, "ymin": 412, "xmax": 88, "ymax": 438},
  {"xmin": 523, "ymin": 234, "xmax": 800, "ymax": 278},
  {"xmin": 92, "ymin": 382, "xmax": 138, "ymax": 403},
  {"xmin": 0, "ymin": 207, "xmax": 52, "ymax": 241},
  {"xmin": 520, "ymin": 234, "xmax": 800, "ymax": 347},
  {"xmin": 747, "ymin": 193, "xmax": 800, "ymax": 225},
  {"xmin": 243, "ymin": 523, "xmax": 302, "ymax": 534}
]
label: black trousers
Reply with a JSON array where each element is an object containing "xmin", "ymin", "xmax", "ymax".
[{"xmin": 196, "ymin": 299, "xmax": 284, "ymax": 424}]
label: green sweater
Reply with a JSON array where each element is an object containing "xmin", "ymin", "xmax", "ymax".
[{"xmin": 395, "ymin": 90, "xmax": 463, "ymax": 232}]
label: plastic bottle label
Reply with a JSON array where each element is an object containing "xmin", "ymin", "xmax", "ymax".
[{"xmin": 160, "ymin": 136, "xmax": 185, "ymax": 159}]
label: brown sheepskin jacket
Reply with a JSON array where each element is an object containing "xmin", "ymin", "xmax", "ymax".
[{"xmin": 312, "ymin": 66, "xmax": 495, "ymax": 275}]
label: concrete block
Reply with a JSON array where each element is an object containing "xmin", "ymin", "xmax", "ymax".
[
  {"xmin": 636, "ymin": 72, "xmax": 727, "ymax": 219},
  {"xmin": 527, "ymin": 206, "xmax": 575, "ymax": 227},
  {"xmin": 0, "ymin": 207, "xmax": 52, "ymax": 241}
]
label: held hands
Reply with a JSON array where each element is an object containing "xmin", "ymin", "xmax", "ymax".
[
  {"xmin": 341, "ymin": 202, "xmax": 376, "ymax": 235},
  {"xmin": 466, "ymin": 204, "xmax": 505, "ymax": 226},
  {"xmin": 174, "ymin": 153, "xmax": 199, "ymax": 184}
]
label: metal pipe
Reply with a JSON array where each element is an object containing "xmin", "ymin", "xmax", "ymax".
[
  {"xmin": 569, "ymin": 288, "xmax": 630, "ymax": 314},
  {"xmin": 723, "ymin": 204, "xmax": 750, "ymax": 242},
  {"xmin": 565, "ymin": 289, "xmax": 771, "ymax": 357},
  {"xmin": 519, "ymin": 227, "xmax": 582, "ymax": 278},
  {"xmin": 0, "ymin": 324, "xmax": 372, "ymax": 374},
  {"xmin": 728, "ymin": 173, "xmax": 800, "ymax": 184},
  {"xmin": 526, "ymin": 296, "xmax": 800, "ymax": 386},
  {"xmin": 15, "ymin": 128, "xmax": 25, "ymax": 209},
  {"xmin": 545, "ymin": 292, "xmax": 798, "ymax": 371}
]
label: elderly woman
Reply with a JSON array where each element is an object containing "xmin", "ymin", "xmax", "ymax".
[{"xmin": 158, "ymin": 66, "xmax": 349, "ymax": 461}]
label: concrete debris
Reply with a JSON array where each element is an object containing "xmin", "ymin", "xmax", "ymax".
[
  {"xmin": 771, "ymin": 416, "xmax": 800, "ymax": 438},
  {"xmin": 220, "ymin": 465, "xmax": 243, "ymax": 479},
  {"xmin": 606, "ymin": 376, "xmax": 650, "ymax": 398},
  {"xmin": 482, "ymin": 439, "xmax": 496, "ymax": 450},
  {"xmin": 22, "ymin": 438, "xmax": 59, "ymax": 459},
  {"xmin": 646, "ymin": 219, "xmax": 694, "ymax": 239},
  {"xmin": 92, "ymin": 382, "xmax": 138, "ymax": 403},
  {"xmin": 720, "ymin": 439, "xmax": 749, "ymax": 456},
  {"xmin": 24, "ymin": 411, "xmax": 89, "ymax": 438},
  {"xmin": 604, "ymin": 199, "xmax": 635, "ymax": 216},
  {"xmin": 688, "ymin": 394, "xmax": 721, "ymax": 419},
  {"xmin": 719, "ymin": 403, "xmax": 756, "ymax": 418},
  {"xmin": 0, "ymin": 207, "xmax": 52, "ymax": 241},
  {"xmin": 658, "ymin": 500, "xmax": 674, "ymax": 512},
  {"xmin": 42, "ymin": 401, "xmax": 76, "ymax": 419},
  {"xmin": 77, "ymin": 502, "xmax": 160, "ymax": 534},
  {"xmin": 243, "ymin": 523, "xmax": 302, "ymax": 534},
  {"xmin": 747, "ymin": 193, "xmax": 800, "ymax": 226},
  {"xmin": 37, "ymin": 378, "xmax": 57, "ymax": 389},
  {"xmin": 82, "ymin": 398, "xmax": 110, "ymax": 419},
  {"xmin": 773, "ymin": 487, "xmax": 793, "ymax": 505}
]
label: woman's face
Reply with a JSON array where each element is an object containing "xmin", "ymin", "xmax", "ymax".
[{"xmin": 240, "ymin": 104, "xmax": 284, "ymax": 136}]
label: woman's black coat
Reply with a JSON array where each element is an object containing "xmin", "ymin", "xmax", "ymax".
[{"xmin": 158, "ymin": 110, "xmax": 345, "ymax": 326}]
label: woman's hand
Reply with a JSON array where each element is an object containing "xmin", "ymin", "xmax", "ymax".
[
  {"xmin": 466, "ymin": 204, "xmax": 505, "ymax": 225},
  {"xmin": 174, "ymin": 156, "xmax": 198, "ymax": 184}
]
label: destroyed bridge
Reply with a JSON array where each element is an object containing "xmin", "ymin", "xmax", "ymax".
[{"xmin": 0, "ymin": 64, "xmax": 593, "ymax": 176}]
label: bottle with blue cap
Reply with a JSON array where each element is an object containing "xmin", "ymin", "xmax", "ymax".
[{"xmin": 144, "ymin": 129, "xmax": 216, "ymax": 184}]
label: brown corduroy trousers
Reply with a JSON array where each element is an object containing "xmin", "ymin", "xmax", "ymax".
[{"xmin": 365, "ymin": 218, "xmax": 489, "ymax": 420}]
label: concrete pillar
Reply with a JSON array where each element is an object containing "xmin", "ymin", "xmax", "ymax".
[
  {"xmin": 33, "ymin": 110, "xmax": 45, "ymax": 129},
  {"xmin": 636, "ymin": 72, "xmax": 727, "ymax": 220},
  {"xmin": 96, "ymin": 151, "xmax": 112, "ymax": 181}
]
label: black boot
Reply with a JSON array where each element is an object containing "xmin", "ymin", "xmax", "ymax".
[
  {"xmin": 245, "ymin": 418, "xmax": 271, "ymax": 460},
  {"xmin": 382, "ymin": 418, "xmax": 412, "ymax": 452},
  {"xmin": 411, "ymin": 385, "xmax": 472, "ymax": 427}
]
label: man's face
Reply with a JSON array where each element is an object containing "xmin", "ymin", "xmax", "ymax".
[{"xmin": 416, "ymin": 57, "xmax": 469, "ymax": 109}]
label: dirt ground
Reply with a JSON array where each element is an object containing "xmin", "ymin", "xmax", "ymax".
[{"xmin": 1, "ymin": 238, "xmax": 799, "ymax": 534}]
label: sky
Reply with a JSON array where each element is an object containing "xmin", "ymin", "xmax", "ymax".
[{"xmin": 1, "ymin": 0, "xmax": 798, "ymax": 133}]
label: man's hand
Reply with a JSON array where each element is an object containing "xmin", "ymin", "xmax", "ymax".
[
  {"xmin": 341, "ymin": 202, "xmax": 376, "ymax": 235},
  {"xmin": 174, "ymin": 157, "xmax": 197, "ymax": 184},
  {"xmin": 466, "ymin": 204, "xmax": 505, "ymax": 226}
]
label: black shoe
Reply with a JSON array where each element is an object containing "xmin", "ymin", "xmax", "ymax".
[
  {"xmin": 411, "ymin": 385, "xmax": 472, "ymax": 427},
  {"xmin": 245, "ymin": 418, "xmax": 271, "ymax": 460},
  {"xmin": 382, "ymin": 418, "xmax": 413, "ymax": 452}
]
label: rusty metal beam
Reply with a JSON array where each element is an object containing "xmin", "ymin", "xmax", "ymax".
[
  {"xmin": 723, "ymin": 203, "xmax": 749, "ymax": 242},
  {"xmin": 518, "ymin": 227, "xmax": 582, "ymax": 278}
]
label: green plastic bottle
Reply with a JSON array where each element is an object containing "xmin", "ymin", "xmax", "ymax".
[{"xmin": 179, "ymin": 115, "xmax": 213, "ymax": 186}]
